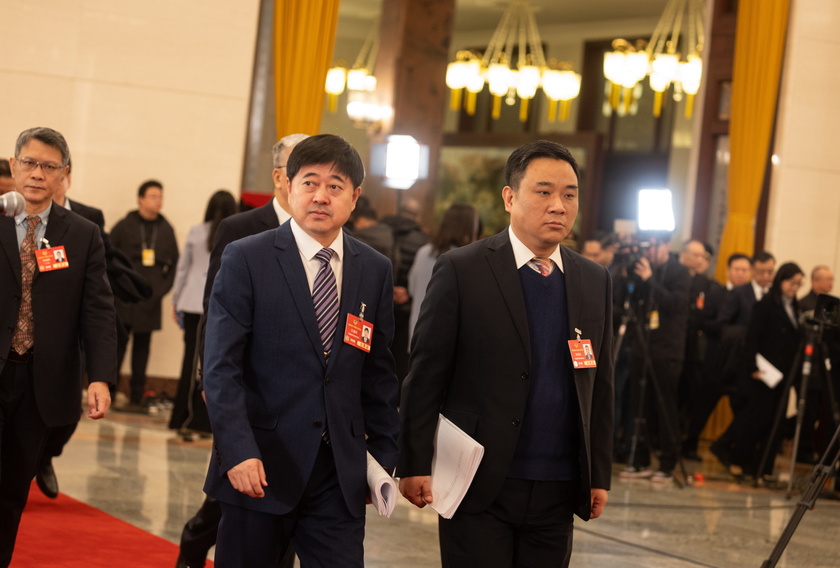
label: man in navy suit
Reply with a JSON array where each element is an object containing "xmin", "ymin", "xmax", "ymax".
[
  {"xmin": 203, "ymin": 135, "xmax": 399, "ymax": 567},
  {"xmin": 398, "ymin": 141, "xmax": 613, "ymax": 567}
]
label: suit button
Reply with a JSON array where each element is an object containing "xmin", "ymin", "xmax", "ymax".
[
  {"xmin": 313, "ymin": 421, "xmax": 324, "ymax": 429},
  {"xmin": 512, "ymin": 418, "xmax": 521, "ymax": 426},
  {"xmin": 325, "ymin": 376, "xmax": 332, "ymax": 385},
  {"xmin": 521, "ymin": 372, "xmax": 529, "ymax": 381}
]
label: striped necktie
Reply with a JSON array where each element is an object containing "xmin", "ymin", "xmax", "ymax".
[
  {"xmin": 529, "ymin": 256, "xmax": 553, "ymax": 277},
  {"xmin": 313, "ymin": 248, "xmax": 339, "ymax": 358}
]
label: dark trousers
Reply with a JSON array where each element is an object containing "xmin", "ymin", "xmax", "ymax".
[
  {"xmin": 438, "ymin": 478, "xmax": 577, "ymax": 568},
  {"xmin": 215, "ymin": 441, "xmax": 362, "ymax": 568},
  {"xmin": 629, "ymin": 356, "xmax": 683, "ymax": 473},
  {"xmin": 169, "ymin": 313, "xmax": 210, "ymax": 433},
  {"xmin": 729, "ymin": 379, "xmax": 786, "ymax": 476},
  {"xmin": 40, "ymin": 421, "xmax": 79, "ymax": 462},
  {"xmin": 117, "ymin": 327, "xmax": 152, "ymax": 404},
  {"xmin": 0, "ymin": 358, "xmax": 50, "ymax": 568}
]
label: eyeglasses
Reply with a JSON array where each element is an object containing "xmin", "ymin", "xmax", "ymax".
[{"xmin": 16, "ymin": 158, "xmax": 67, "ymax": 176}]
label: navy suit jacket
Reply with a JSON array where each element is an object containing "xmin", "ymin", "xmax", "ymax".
[
  {"xmin": 397, "ymin": 229, "xmax": 614, "ymax": 520},
  {"xmin": 203, "ymin": 222, "xmax": 399, "ymax": 518},
  {"xmin": 0, "ymin": 205, "xmax": 117, "ymax": 426}
]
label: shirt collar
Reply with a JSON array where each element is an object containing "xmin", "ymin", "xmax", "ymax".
[
  {"xmin": 508, "ymin": 226, "xmax": 564, "ymax": 273},
  {"xmin": 272, "ymin": 197, "xmax": 291, "ymax": 225},
  {"xmin": 751, "ymin": 279, "xmax": 766, "ymax": 299},
  {"xmin": 14, "ymin": 202, "xmax": 52, "ymax": 228},
  {"xmin": 290, "ymin": 218, "xmax": 344, "ymax": 262}
]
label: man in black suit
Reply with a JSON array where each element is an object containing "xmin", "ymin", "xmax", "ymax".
[
  {"xmin": 398, "ymin": 140, "xmax": 613, "ymax": 567},
  {"xmin": 33, "ymin": 160, "xmax": 110, "ymax": 499},
  {"xmin": 175, "ymin": 133, "xmax": 309, "ymax": 568},
  {"xmin": 709, "ymin": 251, "xmax": 775, "ymax": 467},
  {"xmin": 0, "ymin": 127, "xmax": 116, "ymax": 566}
]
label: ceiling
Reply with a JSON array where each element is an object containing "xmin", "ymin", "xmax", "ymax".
[{"xmin": 337, "ymin": 0, "xmax": 670, "ymax": 36}]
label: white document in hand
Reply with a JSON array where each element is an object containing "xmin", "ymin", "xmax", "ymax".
[
  {"xmin": 430, "ymin": 414, "xmax": 484, "ymax": 519},
  {"xmin": 756, "ymin": 353, "xmax": 784, "ymax": 388},
  {"xmin": 366, "ymin": 452, "xmax": 398, "ymax": 517}
]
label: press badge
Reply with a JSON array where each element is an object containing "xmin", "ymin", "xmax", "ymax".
[
  {"xmin": 142, "ymin": 248, "xmax": 155, "ymax": 266},
  {"xmin": 344, "ymin": 303, "xmax": 373, "ymax": 353},
  {"xmin": 568, "ymin": 339, "xmax": 597, "ymax": 368},
  {"xmin": 35, "ymin": 246, "xmax": 69, "ymax": 272}
]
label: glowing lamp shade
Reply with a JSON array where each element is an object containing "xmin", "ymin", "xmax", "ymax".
[
  {"xmin": 679, "ymin": 55, "xmax": 703, "ymax": 95},
  {"xmin": 516, "ymin": 65, "xmax": 541, "ymax": 99},
  {"xmin": 325, "ymin": 67, "xmax": 347, "ymax": 95},
  {"xmin": 649, "ymin": 53, "xmax": 679, "ymax": 92},
  {"xmin": 370, "ymin": 135, "xmax": 430, "ymax": 190},
  {"xmin": 487, "ymin": 63, "xmax": 513, "ymax": 97},
  {"xmin": 637, "ymin": 189, "xmax": 675, "ymax": 232},
  {"xmin": 446, "ymin": 60, "xmax": 469, "ymax": 90}
]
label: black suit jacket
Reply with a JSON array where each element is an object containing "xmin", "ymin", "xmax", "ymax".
[
  {"xmin": 0, "ymin": 205, "xmax": 117, "ymax": 426},
  {"xmin": 68, "ymin": 199, "xmax": 105, "ymax": 233},
  {"xmin": 717, "ymin": 282, "xmax": 759, "ymax": 327},
  {"xmin": 397, "ymin": 229, "xmax": 614, "ymax": 520},
  {"xmin": 203, "ymin": 201, "xmax": 279, "ymax": 311},
  {"xmin": 746, "ymin": 294, "xmax": 802, "ymax": 383}
]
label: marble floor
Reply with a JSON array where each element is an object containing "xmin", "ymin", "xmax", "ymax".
[{"xmin": 36, "ymin": 407, "xmax": 840, "ymax": 568}]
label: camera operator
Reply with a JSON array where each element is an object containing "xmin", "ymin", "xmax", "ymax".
[
  {"xmin": 677, "ymin": 241, "xmax": 724, "ymax": 459},
  {"xmin": 618, "ymin": 232, "xmax": 691, "ymax": 483}
]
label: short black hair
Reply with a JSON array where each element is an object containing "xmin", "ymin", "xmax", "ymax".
[
  {"xmin": 503, "ymin": 140, "xmax": 580, "ymax": 190},
  {"xmin": 727, "ymin": 252, "xmax": 751, "ymax": 266},
  {"xmin": 753, "ymin": 251, "xmax": 775, "ymax": 264},
  {"xmin": 286, "ymin": 134, "xmax": 365, "ymax": 189},
  {"xmin": 138, "ymin": 179, "xmax": 163, "ymax": 198}
]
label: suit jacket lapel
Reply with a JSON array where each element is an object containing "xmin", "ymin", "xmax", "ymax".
[
  {"xmin": 485, "ymin": 230, "xmax": 531, "ymax": 363},
  {"xmin": 258, "ymin": 202, "xmax": 280, "ymax": 230},
  {"xmin": 0, "ymin": 219, "xmax": 21, "ymax": 286},
  {"xmin": 273, "ymin": 224, "xmax": 326, "ymax": 365},
  {"xmin": 327, "ymin": 234, "xmax": 362, "ymax": 372},
  {"xmin": 561, "ymin": 246, "xmax": 583, "ymax": 333}
]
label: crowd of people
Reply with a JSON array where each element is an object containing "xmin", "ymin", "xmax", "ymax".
[
  {"xmin": 1, "ymin": 126, "xmax": 837, "ymax": 568},
  {"xmin": 580, "ymin": 231, "xmax": 839, "ymax": 487}
]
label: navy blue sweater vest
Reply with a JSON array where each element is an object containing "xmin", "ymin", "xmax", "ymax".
[{"xmin": 509, "ymin": 265, "xmax": 580, "ymax": 481}]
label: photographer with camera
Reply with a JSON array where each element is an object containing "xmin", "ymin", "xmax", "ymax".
[{"xmin": 618, "ymin": 233, "xmax": 691, "ymax": 484}]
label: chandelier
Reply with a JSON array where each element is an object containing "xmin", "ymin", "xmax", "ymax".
[
  {"xmin": 325, "ymin": 23, "xmax": 390, "ymax": 127},
  {"xmin": 604, "ymin": 0, "xmax": 705, "ymax": 118},
  {"xmin": 445, "ymin": 0, "xmax": 581, "ymax": 122}
]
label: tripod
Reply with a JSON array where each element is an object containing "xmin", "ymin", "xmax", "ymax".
[
  {"xmin": 615, "ymin": 278, "xmax": 688, "ymax": 486},
  {"xmin": 755, "ymin": 321, "xmax": 840, "ymax": 495},
  {"xmin": 759, "ymin": 421, "xmax": 840, "ymax": 568}
]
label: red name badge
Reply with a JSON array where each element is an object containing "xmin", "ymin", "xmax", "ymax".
[
  {"xmin": 568, "ymin": 339, "xmax": 597, "ymax": 368},
  {"xmin": 344, "ymin": 314, "xmax": 373, "ymax": 353},
  {"xmin": 35, "ymin": 246, "xmax": 69, "ymax": 272}
]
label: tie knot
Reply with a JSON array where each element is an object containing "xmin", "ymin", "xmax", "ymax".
[
  {"xmin": 26, "ymin": 216, "xmax": 41, "ymax": 230},
  {"xmin": 315, "ymin": 248, "xmax": 334, "ymax": 265},
  {"xmin": 530, "ymin": 256, "xmax": 552, "ymax": 277}
]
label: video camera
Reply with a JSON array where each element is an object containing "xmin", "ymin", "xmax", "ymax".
[
  {"xmin": 812, "ymin": 294, "xmax": 840, "ymax": 327},
  {"xmin": 612, "ymin": 239, "xmax": 651, "ymax": 273}
]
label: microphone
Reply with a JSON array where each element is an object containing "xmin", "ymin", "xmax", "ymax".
[{"xmin": 0, "ymin": 192, "xmax": 25, "ymax": 217}]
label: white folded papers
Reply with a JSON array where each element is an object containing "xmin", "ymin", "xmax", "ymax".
[
  {"xmin": 366, "ymin": 452, "xmax": 398, "ymax": 517},
  {"xmin": 756, "ymin": 353, "xmax": 784, "ymax": 388},
  {"xmin": 430, "ymin": 414, "xmax": 484, "ymax": 519}
]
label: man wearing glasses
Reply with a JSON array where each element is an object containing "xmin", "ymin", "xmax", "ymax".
[{"xmin": 0, "ymin": 127, "xmax": 116, "ymax": 566}]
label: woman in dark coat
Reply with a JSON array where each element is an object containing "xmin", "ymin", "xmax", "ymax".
[{"xmin": 730, "ymin": 262, "xmax": 804, "ymax": 479}]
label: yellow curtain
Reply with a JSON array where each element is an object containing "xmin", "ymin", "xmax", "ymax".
[
  {"xmin": 715, "ymin": 0, "xmax": 791, "ymax": 282},
  {"xmin": 274, "ymin": 0, "xmax": 340, "ymax": 137}
]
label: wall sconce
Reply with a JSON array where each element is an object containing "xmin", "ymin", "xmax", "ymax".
[{"xmin": 370, "ymin": 135, "xmax": 429, "ymax": 190}]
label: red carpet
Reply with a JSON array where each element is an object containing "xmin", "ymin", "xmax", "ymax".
[{"xmin": 12, "ymin": 482, "xmax": 214, "ymax": 567}]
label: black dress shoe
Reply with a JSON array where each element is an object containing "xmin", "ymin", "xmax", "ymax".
[{"xmin": 35, "ymin": 460, "xmax": 59, "ymax": 499}]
